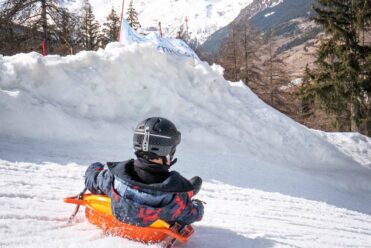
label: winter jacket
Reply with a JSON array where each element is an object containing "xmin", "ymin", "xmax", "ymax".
[{"xmin": 84, "ymin": 159, "xmax": 204, "ymax": 227}]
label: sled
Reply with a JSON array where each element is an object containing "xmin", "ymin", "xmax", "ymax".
[{"xmin": 64, "ymin": 194, "xmax": 194, "ymax": 245}]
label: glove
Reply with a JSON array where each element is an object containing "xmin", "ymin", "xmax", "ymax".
[
  {"xmin": 85, "ymin": 162, "xmax": 104, "ymax": 177},
  {"xmin": 84, "ymin": 162, "xmax": 105, "ymax": 194},
  {"xmin": 192, "ymin": 199, "xmax": 205, "ymax": 220}
]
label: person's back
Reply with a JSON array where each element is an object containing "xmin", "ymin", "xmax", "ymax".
[{"xmin": 84, "ymin": 117, "xmax": 204, "ymax": 227}]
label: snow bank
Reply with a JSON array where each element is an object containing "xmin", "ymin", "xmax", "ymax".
[
  {"xmin": 119, "ymin": 19, "xmax": 199, "ymax": 59},
  {"xmin": 313, "ymin": 131, "xmax": 371, "ymax": 168},
  {"xmin": 0, "ymin": 42, "xmax": 371, "ymax": 203}
]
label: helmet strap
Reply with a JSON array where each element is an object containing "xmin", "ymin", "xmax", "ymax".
[
  {"xmin": 162, "ymin": 156, "xmax": 177, "ymax": 166},
  {"xmin": 170, "ymin": 158, "xmax": 177, "ymax": 166}
]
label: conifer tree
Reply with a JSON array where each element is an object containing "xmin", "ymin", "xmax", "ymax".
[
  {"xmin": 103, "ymin": 7, "xmax": 120, "ymax": 46},
  {"xmin": 126, "ymin": 0, "xmax": 141, "ymax": 31},
  {"xmin": 80, "ymin": 0, "xmax": 101, "ymax": 51},
  {"xmin": 300, "ymin": 0, "xmax": 370, "ymax": 133},
  {"xmin": 53, "ymin": 8, "xmax": 80, "ymax": 54},
  {"xmin": 0, "ymin": 0, "xmax": 71, "ymax": 54}
]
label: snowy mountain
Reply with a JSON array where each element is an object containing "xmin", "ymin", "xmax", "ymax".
[
  {"xmin": 67, "ymin": 0, "xmax": 254, "ymax": 44},
  {"xmin": 200, "ymin": 0, "xmax": 316, "ymax": 56},
  {"xmin": 0, "ymin": 0, "xmax": 254, "ymax": 44},
  {"xmin": 1, "ymin": 42, "xmax": 371, "ymax": 247},
  {"xmin": 248, "ymin": 0, "xmax": 315, "ymax": 32}
]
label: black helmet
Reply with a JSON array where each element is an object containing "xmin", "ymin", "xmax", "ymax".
[{"xmin": 133, "ymin": 117, "xmax": 181, "ymax": 158}]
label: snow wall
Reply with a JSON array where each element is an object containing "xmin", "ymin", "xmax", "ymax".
[
  {"xmin": 119, "ymin": 19, "xmax": 199, "ymax": 59},
  {"xmin": 0, "ymin": 42, "xmax": 371, "ymax": 197}
]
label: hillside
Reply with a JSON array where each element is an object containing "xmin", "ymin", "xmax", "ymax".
[
  {"xmin": 197, "ymin": 0, "xmax": 335, "ymax": 133},
  {"xmin": 199, "ymin": 0, "xmax": 317, "ymax": 62}
]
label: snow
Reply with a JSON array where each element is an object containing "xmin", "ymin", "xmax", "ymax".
[
  {"xmin": 0, "ymin": 0, "xmax": 253, "ymax": 44},
  {"xmin": 119, "ymin": 19, "xmax": 199, "ymax": 59},
  {"xmin": 264, "ymin": 11, "xmax": 275, "ymax": 18},
  {"xmin": 270, "ymin": 0, "xmax": 284, "ymax": 8},
  {"xmin": 313, "ymin": 131, "xmax": 371, "ymax": 169},
  {"xmin": 69, "ymin": 0, "xmax": 254, "ymax": 44},
  {"xmin": 2, "ymin": 160, "xmax": 371, "ymax": 247},
  {"xmin": 0, "ymin": 88, "xmax": 19, "ymax": 97},
  {"xmin": 280, "ymin": 78, "xmax": 303, "ymax": 90},
  {"xmin": 1, "ymin": 43, "xmax": 371, "ymax": 247}
]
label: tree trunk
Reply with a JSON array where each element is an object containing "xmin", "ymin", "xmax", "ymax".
[
  {"xmin": 244, "ymin": 26, "xmax": 248, "ymax": 84},
  {"xmin": 232, "ymin": 26, "xmax": 238, "ymax": 81}
]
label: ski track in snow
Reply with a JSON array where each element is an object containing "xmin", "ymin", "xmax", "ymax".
[{"xmin": 1, "ymin": 160, "xmax": 371, "ymax": 248}]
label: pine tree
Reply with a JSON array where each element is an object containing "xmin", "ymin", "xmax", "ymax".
[
  {"xmin": 102, "ymin": 7, "xmax": 120, "ymax": 46},
  {"xmin": 80, "ymin": 0, "xmax": 101, "ymax": 51},
  {"xmin": 126, "ymin": 0, "xmax": 141, "ymax": 31},
  {"xmin": 300, "ymin": 0, "xmax": 371, "ymax": 133},
  {"xmin": 52, "ymin": 8, "xmax": 80, "ymax": 54},
  {"xmin": 0, "ymin": 0, "xmax": 72, "ymax": 54}
]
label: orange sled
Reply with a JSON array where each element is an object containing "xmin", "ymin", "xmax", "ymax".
[{"xmin": 64, "ymin": 194, "xmax": 194, "ymax": 244}]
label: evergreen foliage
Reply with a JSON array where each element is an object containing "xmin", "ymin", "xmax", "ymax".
[
  {"xmin": 80, "ymin": 0, "xmax": 102, "ymax": 51},
  {"xmin": 300, "ymin": 0, "xmax": 371, "ymax": 134},
  {"xmin": 0, "ymin": 0, "xmax": 72, "ymax": 54},
  {"xmin": 126, "ymin": 0, "xmax": 141, "ymax": 31},
  {"xmin": 103, "ymin": 7, "xmax": 120, "ymax": 46},
  {"xmin": 52, "ymin": 8, "xmax": 81, "ymax": 54}
]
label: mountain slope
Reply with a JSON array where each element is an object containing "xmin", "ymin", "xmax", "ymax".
[
  {"xmin": 70, "ymin": 0, "xmax": 254, "ymax": 44},
  {"xmin": 200, "ymin": 0, "xmax": 317, "ymax": 57},
  {"xmin": 0, "ymin": 0, "xmax": 254, "ymax": 44},
  {"xmin": 249, "ymin": 0, "xmax": 314, "ymax": 32}
]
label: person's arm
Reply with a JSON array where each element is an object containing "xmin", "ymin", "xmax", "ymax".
[
  {"xmin": 84, "ymin": 162, "xmax": 113, "ymax": 195},
  {"xmin": 173, "ymin": 193, "xmax": 204, "ymax": 225}
]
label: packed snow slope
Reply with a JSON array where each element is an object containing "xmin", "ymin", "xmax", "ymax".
[
  {"xmin": 2, "ymin": 160, "xmax": 371, "ymax": 248},
  {"xmin": 1, "ymin": 43, "xmax": 371, "ymax": 247}
]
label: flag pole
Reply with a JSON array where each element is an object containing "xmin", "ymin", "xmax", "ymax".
[{"xmin": 117, "ymin": 0, "xmax": 125, "ymax": 41}]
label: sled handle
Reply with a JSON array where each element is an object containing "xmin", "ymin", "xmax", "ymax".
[
  {"xmin": 64, "ymin": 195, "xmax": 87, "ymax": 206},
  {"xmin": 154, "ymin": 225, "xmax": 194, "ymax": 243},
  {"xmin": 159, "ymin": 229, "xmax": 189, "ymax": 243}
]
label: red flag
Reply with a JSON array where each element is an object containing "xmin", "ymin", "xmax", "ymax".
[{"xmin": 41, "ymin": 40, "xmax": 47, "ymax": 56}]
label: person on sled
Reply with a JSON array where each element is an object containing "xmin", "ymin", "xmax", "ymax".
[{"xmin": 84, "ymin": 117, "xmax": 204, "ymax": 227}]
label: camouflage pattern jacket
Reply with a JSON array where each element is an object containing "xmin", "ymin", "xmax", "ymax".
[{"xmin": 84, "ymin": 159, "xmax": 204, "ymax": 227}]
